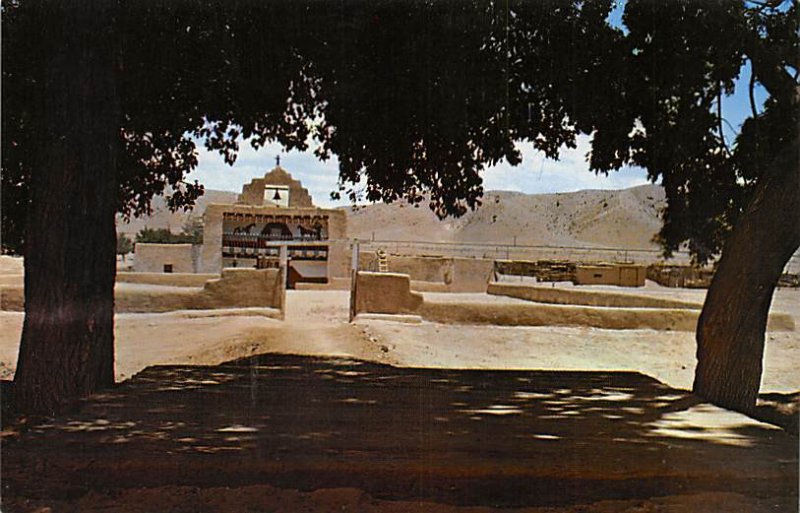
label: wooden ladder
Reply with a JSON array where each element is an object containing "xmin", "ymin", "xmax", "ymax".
[{"xmin": 377, "ymin": 249, "xmax": 389, "ymax": 272}]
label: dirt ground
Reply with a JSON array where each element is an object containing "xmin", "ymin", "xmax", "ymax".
[
  {"xmin": 1, "ymin": 255, "xmax": 798, "ymax": 512},
  {"xmin": 2, "ymin": 286, "xmax": 798, "ymax": 393},
  {"xmin": 2, "ymin": 354, "xmax": 796, "ymax": 513}
]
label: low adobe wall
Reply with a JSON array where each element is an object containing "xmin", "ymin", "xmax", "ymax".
[
  {"xmin": 419, "ymin": 302, "xmax": 700, "ymax": 331},
  {"xmin": 647, "ymin": 264, "xmax": 714, "ymax": 289},
  {"xmin": 409, "ymin": 280, "xmax": 450, "ymax": 293},
  {"xmin": 0, "ymin": 274, "xmax": 23, "ymax": 287},
  {"xmin": 449, "ymin": 258, "xmax": 495, "ymax": 292},
  {"xmin": 0, "ymin": 286, "xmax": 24, "ymax": 311},
  {"xmin": 1, "ymin": 268, "xmax": 285, "ymax": 315},
  {"xmin": 295, "ymin": 277, "xmax": 351, "ymax": 291},
  {"xmin": 573, "ymin": 264, "xmax": 646, "ymax": 287},
  {"xmin": 1, "ymin": 272, "xmax": 217, "ymax": 289},
  {"xmin": 201, "ymin": 268, "xmax": 285, "ymax": 311},
  {"xmin": 347, "ymin": 272, "xmax": 794, "ymax": 332},
  {"xmin": 495, "ymin": 259, "xmax": 576, "ymax": 283},
  {"xmin": 488, "ymin": 282, "xmax": 702, "ymax": 310},
  {"xmin": 116, "ymin": 272, "xmax": 218, "ymax": 287},
  {"xmin": 133, "ymin": 243, "xmax": 200, "ymax": 273},
  {"xmin": 359, "ymin": 254, "xmax": 493, "ymax": 293},
  {"xmin": 418, "ymin": 301, "xmax": 795, "ymax": 332},
  {"xmin": 353, "ymin": 272, "xmax": 423, "ymax": 315}
]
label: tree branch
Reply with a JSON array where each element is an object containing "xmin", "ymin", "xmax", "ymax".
[
  {"xmin": 744, "ymin": 34, "xmax": 799, "ymax": 108},
  {"xmin": 749, "ymin": 66, "xmax": 759, "ymax": 119},
  {"xmin": 717, "ymin": 83, "xmax": 730, "ymax": 155}
]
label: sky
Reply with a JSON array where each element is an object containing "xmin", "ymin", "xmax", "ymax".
[{"xmin": 187, "ymin": 4, "xmax": 768, "ymax": 208}]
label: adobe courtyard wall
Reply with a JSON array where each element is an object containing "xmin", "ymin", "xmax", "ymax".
[
  {"xmin": 349, "ymin": 271, "xmax": 794, "ymax": 332},
  {"xmin": 133, "ymin": 244, "xmax": 200, "ymax": 273},
  {"xmin": 358, "ymin": 254, "xmax": 493, "ymax": 293},
  {"xmin": 1, "ymin": 268, "xmax": 285, "ymax": 315},
  {"xmin": 201, "ymin": 204, "xmax": 225, "ymax": 274},
  {"xmin": 326, "ymin": 240, "xmax": 352, "ymax": 279},
  {"xmin": 0, "ymin": 274, "xmax": 23, "ymax": 287},
  {"xmin": 202, "ymin": 268, "xmax": 285, "ymax": 311},
  {"xmin": 573, "ymin": 264, "xmax": 646, "ymax": 287},
  {"xmin": 353, "ymin": 272, "xmax": 423, "ymax": 315},
  {"xmin": 295, "ymin": 277, "xmax": 351, "ymax": 291},
  {"xmin": 116, "ymin": 272, "xmax": 218, "ymax": 287},
  {"xmin": 418, "ymin": 301, "xmax": 794, "ymax": 332},
  {"xmin": 488, "ymin": 282, "xmax": 702, "ymax": 310},
  {"xmin": 118, "ymin": 268, "xmax": 285, "ymax": 314}
]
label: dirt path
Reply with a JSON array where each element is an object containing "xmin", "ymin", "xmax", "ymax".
[{"xmin": 1, "ymin": 288, "xmax": 797, "ymax": 392}]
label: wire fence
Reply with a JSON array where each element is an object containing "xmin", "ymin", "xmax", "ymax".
[
  {"xmin": 357, "ymin": 239, "xmax": 800, "ymax": 275},
  {"xmin": 358, "ymin": 239, "xmax": 692, "ymax": 266}
]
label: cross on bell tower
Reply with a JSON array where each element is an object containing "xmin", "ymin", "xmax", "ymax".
[{"xmin": 275, "ymin": 155, "xmax": 281, "ymax": 167}]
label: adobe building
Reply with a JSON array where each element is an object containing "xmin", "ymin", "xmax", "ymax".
[{"xmin": 135, "ymin": 164, "xmax": 350, "ymax": 288}]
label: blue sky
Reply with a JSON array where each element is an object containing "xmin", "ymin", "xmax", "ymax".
[{"xmin": 187, "ymin": 5, "xmax": 768, "ymax": 208}]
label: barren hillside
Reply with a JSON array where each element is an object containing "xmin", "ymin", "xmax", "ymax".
[
  {"xmin": 115, "ymin": 185, "xmax": 666, "ymax": 250},
  {"xmin": 346, "ymin": 184, "xmax": 666, "ymax": 250},
  {"xmin": 116, "ymin": 190, "xmax": 239, "ymax": 239}
]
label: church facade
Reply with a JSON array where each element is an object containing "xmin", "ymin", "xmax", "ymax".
[{"xmin": 135, "ymin": 165, "xmax": 351, "ymax": 288}]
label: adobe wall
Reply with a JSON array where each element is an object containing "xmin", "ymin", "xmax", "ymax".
[
  {"xmin": 326, "ymin": 240, "xmax": 352, "ymax": 279},
  {"xmin": 202, "ymin": 268, "xmax": 285, "ymax": 311},
  {"xmin": 358, "ymin": 254, "xmax": 493, "ymax": 292},
  {"xmin": 0, "ymin": 286, "xmax": 24, "ymax": 311},
  {"xmin": 133, "ymin": 244, "xmax": 199, "ymax": 273},
  {"xmin": 450, "ymin": 258, "xmax": 495, "ymax": 292},
  {"xmin": 488, "ymin": 282, "xmax": 702, "ymax": 310},
  {"xmin": 2, "ymin": 268, "xmax": 285, "ymax": 315},
  {"xmin": 353, "ymin": 272, "xmax": 423, "ymax": 315},
  {"xmin": 646, "ymin": 264, "xmax": 713, "ymax": 288},
  {"xmin": 418, "ymin": 301, "xmax": 795, "ymax": 332},
  {"xmin": 345, "ymin": 272, "xmax": 793, "ymax": 332},
  {"xmin": 295, "ymin": 277, "xmax": 351, "ymax": 290},
  {"xmin": 495, "ymin": 259, "xmax": 575, "ymax": 282},
  {"xmin": 324, "ymin": 209, "xmax": 348, "ymax": 240},
  {"xmin": 201, "ymin": 204, "xmax": 225, "ymax": 274},
  {"xmin": 573, "ymin": 264, "xmax": 646, "ymax": 287},
  {"xmin": 0, "ymin": 274, "xmax": 23, "ymax": 287},
  {"xmin": 116, "ymin": 272, "xmax": 218, "ymax": 287}
]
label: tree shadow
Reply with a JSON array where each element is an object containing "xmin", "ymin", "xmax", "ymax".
[{"xmin": 2, "ymin": 354, "xmax": 797, "ymax": 509}]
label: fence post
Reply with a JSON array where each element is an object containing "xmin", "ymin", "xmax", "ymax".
[
  {"xmin": 349, "ymin": 240, "xmax": 360, "ymax": 322},
  {"xmin": 278, "ymin": 245, "xmax": 288, "ymax": 319}
]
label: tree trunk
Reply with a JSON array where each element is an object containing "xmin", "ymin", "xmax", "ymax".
[
  {"xmin": 13, "ymin": 3, "xmax": 119, "ymax": 415},
  {"xmin": 694, "ymin": 136, "xmax": 800, "ymax": 414}
]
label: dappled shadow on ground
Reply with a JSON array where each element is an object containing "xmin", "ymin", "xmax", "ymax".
[{"xmin": 2, "ymin": 354, "xmax": 797, "ymax": 511}]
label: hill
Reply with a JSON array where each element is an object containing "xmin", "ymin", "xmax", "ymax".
[
  {"xmin": 346, "ymin": 184, "xmax": 666, "ymax": 250},
  {"xmin": 116, "ymin": 184, "xmax": 666, "ymax": 250},
  {"xmin": 116, "ymin": 190, "xmax": 239, "ymax": 240}
]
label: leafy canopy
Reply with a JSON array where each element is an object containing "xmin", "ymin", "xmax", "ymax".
[{"xmin": 3, "ymin": 0, "xmax": 797, "ymax": 263}]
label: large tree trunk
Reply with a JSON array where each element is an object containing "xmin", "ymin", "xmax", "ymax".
[
  {"xmin": 13, "ymin": 3, "xmax": 119, "ymax": 415},
  {"xmin": 694, "ymin": 136, "xmax": 800, "ymax": 414}
]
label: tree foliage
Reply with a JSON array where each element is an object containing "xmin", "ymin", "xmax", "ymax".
[
  {"xmin": 135, "ymin": 226, "xmax": 201, "ymax": 245},
  {"xmin": 4, "ymin": 0, "xmax": 796, "ymax": 265},
  {"xmin": 116, "ymin": 233, "xmax": 133, "ymax": 256}
]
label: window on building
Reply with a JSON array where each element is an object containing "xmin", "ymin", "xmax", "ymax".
[{"xmin": 163, "ymin": 264, "xmax": 173, "ymax": 273}]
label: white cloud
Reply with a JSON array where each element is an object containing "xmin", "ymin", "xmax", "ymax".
[
  {"xmin": 483, "ymin": 135, "xmax": 653, "ymax": 194},
  {"xmin": 188, "ymin": 134, "xmax": 653, "ymax": 207}
]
